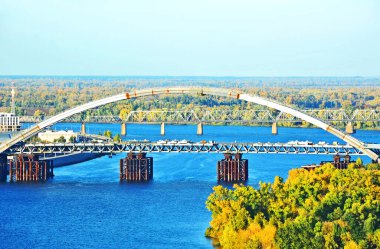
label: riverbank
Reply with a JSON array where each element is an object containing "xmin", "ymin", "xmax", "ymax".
[{"xmin": 205, "ymin": 162, "xmax": 380, "ymax": 248}]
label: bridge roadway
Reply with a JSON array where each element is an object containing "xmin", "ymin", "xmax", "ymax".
[{"xmin": 7, "ymin": 141, "xmax": 380, "ymax": 156}]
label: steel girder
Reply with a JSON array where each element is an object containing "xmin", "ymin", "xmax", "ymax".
[{"xmin": 7, "ymin": 142, "xmax": 367, "ymax": 155}]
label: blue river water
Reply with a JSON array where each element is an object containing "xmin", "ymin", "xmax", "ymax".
[{"xmin": 0, "ymin": 124, "xmax": 379, "ymax": 249}]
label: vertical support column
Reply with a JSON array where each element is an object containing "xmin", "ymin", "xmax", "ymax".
[
  {"xmin": 121, "ymin": 122, "xmax": 127, "ymax": 136},
  {"xmin": 345, "ymin": 122, "xmax": 355, "ymax": 134},
  {"xmin": 81, "ymin": 122, "xmax": 86, "ymax": 135},
  {"xmin": 344, "ymin": 155, "xmax": 351, "ymax": 169},
  {"xmin": 160, "ymin": 122, "xmax": 165, "ymax": 136},
  {"xmin": 333, "ymin": 154, "xmax": 340, "ymax": 168},
  {"xmin": 120, "ymin": 159, "xmax": 123, "ymax": 181},
  {"xmin": 0, "ymin": 154, "xmax": 7, "ymax": 182},
  {"xmin": 197, "ymin": 122, "xmax": 203, "ymax": 135},
  {"xmin": 272, "ymin": 122, "xmax": 278, "ymax": 135}
]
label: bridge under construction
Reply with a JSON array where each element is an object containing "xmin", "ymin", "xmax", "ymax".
[
  {"xmin": 0, "ymin": 87, "xmax": 379, "ymax": 183},
  {"xmin": 7, "ymin": 141, "xmax": 379, "ymax": 155}
]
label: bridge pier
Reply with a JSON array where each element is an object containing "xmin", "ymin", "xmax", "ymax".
[
  {"xmin": 217, "ymin": 153, "xmax": 248, "ymax": 182},
  {"xmin": 333, "ymin": 155, "xmax": 352, "ymax": 169},
  {"xmin": 345, "ymin": 122, "xmax": 356, "ymax": 134},
  {"xmin": 120, "ymin": 153, "xmax": 153, "ymax": 182},
  {"xmin": 81, "ymin": 122, "xmax": 86, "ymax": 135},
  {"xmin": 319, "ymin": 155, "xmax": 354, "ymax": 170},
  {"xmin": 161, "ymin": 122, "xmax": 165, "ymax": 136},
  {"xmin": 121, "ymin": 122, "xmax": 127, "ymax": 136},
  {"xmin": 197, "ymin": 122, "xmax": 203, "ymax": 135},
  {"xmin": 9, "ymin": 155, "xmax": 54, "ymax": 182},
  {"xmin": 272, "ymin": 122, "xmax": 278, "ymax": 135},
  {"xmin": 0, "ymin": 154, "xmax": 7, "ymax": 182}
]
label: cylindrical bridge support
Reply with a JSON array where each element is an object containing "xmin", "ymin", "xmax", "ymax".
[
  {"xmin": 345, "ymin": 122, "xmax": 356, "ymax": 134},
  {"xmin": 197, "ymin": 122, "xmax": 203, "ymax": 135},
  {"xmin": 81, "ymin": 122, "xmax": 86, "ymax": 135},
  {"xmin": 161, "ymin": 122, "xmax": 165, "ymax": 136},
  {"xmin": 272, "ymin": 122, "xmax": 278, "ymax": 135},
  {"xmin": 121, "ymin": 123, "xmax": 127, "ymax": 136}
]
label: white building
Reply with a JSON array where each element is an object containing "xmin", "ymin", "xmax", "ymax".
[
  {"xmin": 0, "ymin": 112, "xmax": 21, "ymax": 132},
  {"xmin": 38, "ymin": 130, "xmax": 78, "ymax": 143}
]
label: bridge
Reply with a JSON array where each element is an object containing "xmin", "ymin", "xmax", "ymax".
[
  {"xmin": 0, "ymin": 87, "xmax": 379, "ymax": 183},
  {"xmin": 7, "ymin": 141, "xmax": 380, "ymax": 155},
  {"xmin": 19, "ymin": 109, "xmax": 380, "ymax": 124}
]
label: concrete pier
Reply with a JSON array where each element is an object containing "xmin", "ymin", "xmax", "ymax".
[
  {"xmin": 217, "ymin": 153, "xmax": 248, "ymax": 182},
  {"xmin": 197, "ymin": 122, "xmax": 203, "ymax": 135},
  {"xmin": 160, "ymin": 122, "xmax": 165, "ymax": 136},
  {"xmin": 345, "ymin": 122, "xmax": 355, "ymax": 134},
  {"xmin": 121, "ymin": 123, "xmax": 127, "ymax": 136},
  {"xmin": 120, "ymin": 153, "xmax": 153, "ymax": 182},
  {"xmin": 81, "ymin": 122, "xmax": 86, "ymax": 135},
  {"xmin": 272, "ymin": 122, "xmax": 278, "ymax": 135}
]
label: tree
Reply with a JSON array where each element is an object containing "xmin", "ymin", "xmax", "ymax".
[
  {"xmin": 104, "ymin": 130, "xmax": 112, "ymax": 138},
  {"xmin": 355, "ymin": 157, "xmax": 363, "ymax": 167},
  {"xmin": 113, "ymin": 134, "xmax": 121, "ymax": 142},
  {"xmin": 69, "ymin": 135, "xmax": 76, "ymax": 143},
  {"xmin": 205, "ymin": 163, "xmax": 380, "ymax": 248},
  {"xmin": 33, "ymin": 109, "xmax": 45, "ymax": 117},
  {"xmin": 54, "ymin": 136, "xmax": 66, "ymax": 143}
]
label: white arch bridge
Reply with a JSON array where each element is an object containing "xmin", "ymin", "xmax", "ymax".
[{"xmin": 1, "ymin": 87, "xmax": 379, "ymax": 162}]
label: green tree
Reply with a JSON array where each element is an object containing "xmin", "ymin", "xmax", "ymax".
[
  {"xmin": 69, "ymin": 135, "xmax": 76, "ymax": 143},
  {"xmin": 113, "ymin": 134, "xmax": 121, "ymax": 142},
  {"xmin": 104, "ymin": 130, "xmax": 112, "ymax": 138},
  {"xmin": 54, "ymin": 136, "xmax": 66, "ymax": 143},
  {"xmin": 33, "ymin": 109, "xmax": 45, "ymax": 117}
]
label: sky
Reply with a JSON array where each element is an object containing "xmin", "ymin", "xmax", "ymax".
[{"xmin": 0, "ymin": 0, "xmax": 379, "ymax": 76}]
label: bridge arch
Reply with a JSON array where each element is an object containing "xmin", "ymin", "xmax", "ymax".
[{"xmin": 0, "ymin": 87, "xmax": 378, "ymax": 162}]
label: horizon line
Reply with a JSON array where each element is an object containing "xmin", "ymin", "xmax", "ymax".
[{"xmin": 0, "ymin": 74, "xmax": 379, "ymax": 78}]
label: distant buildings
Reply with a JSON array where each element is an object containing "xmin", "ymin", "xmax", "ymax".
[{"xmin": 0, "ymin": 113, "xmax": 21, "ymax": 132}]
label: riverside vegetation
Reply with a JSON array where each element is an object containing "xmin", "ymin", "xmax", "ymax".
[
  {"xmin": 0, "ymin": 77, "xmax": 379, "ymax": 129},
  {"xmin": 205, "ymin": 161, "xmax": 380, "ymax": 249}
]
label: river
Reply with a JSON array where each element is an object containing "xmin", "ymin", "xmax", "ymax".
[{"xmin": 0, "ymin": 124, "xmax": 378, "ymax": 249}]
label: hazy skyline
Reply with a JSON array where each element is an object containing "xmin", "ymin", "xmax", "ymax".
[{"xmin": 1, "ymin": 0, "xmax": 379, "ymax": 76}]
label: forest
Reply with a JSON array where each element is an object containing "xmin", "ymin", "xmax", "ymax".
[{"xmin": 205, "ymin": 161, "xmax": 380, "ymax": 249}]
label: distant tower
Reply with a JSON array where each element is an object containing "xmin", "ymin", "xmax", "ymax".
[{"xmin": 11, "ymin": 84, "xmax": 15, "ymax": 114}]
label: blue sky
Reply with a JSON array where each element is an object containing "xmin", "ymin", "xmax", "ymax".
[{"xmin": 0, "ymin": 0, "xmax": 379, "ymax": 76}]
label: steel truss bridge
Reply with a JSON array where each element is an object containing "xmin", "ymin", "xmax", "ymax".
[
  {"xmin": 19, "ymin": 109, "xmax": 380, "ymax": 124},
  {"xmin": 7, "ymin": 141, "xmax": 380, "ymax": 156}
]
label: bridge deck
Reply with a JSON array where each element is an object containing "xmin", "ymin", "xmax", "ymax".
[{"xmin": 7, "ymin": 141, "xmax": 379, "ymax": 156}]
